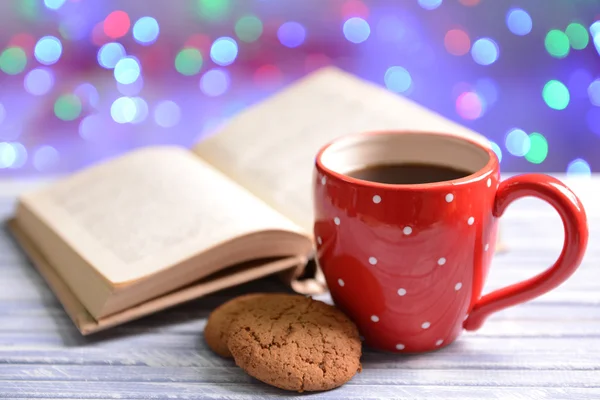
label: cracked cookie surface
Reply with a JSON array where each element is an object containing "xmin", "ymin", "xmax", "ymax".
[
  {"xmin": 204, "ymin": 293, "xmax": 268, "ymax": 357},
  {"xmin": 227, "ymin": 294, "xmax": 362, "ymax": 392}
]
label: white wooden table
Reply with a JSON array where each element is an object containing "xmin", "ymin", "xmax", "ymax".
[{"xmin": 1, "ymin": 175, "xmax": 599, "ymax": 399}]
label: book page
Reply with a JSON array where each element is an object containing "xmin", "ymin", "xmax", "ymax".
[
  {"xmin": 193, "ymin": 67, "xmax": 491, "ymax": 232},
  {"xmin": 18, "ymin": 146, "xmax": 306, "ymax": 284}
]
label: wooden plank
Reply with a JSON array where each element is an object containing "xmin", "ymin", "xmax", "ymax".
[
  {"xmin": 1, "ymin": 365, "xmax": 599, "ymax": 387},
  {"xmin": 1, "ymin": 337, "xmax": 600, "ymax": 370},
  {"xmin": 0, "ymin": 381, "xmax": 599, "ymax": 399}
]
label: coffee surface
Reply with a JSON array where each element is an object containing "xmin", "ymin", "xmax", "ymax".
[{"xmin": 346, "ymin": 163, "xmax": 471, "ymax": 184}]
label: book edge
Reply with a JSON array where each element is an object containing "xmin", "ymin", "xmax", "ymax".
[{"xmin": 8, "ymin": 218, "xmax": 313, "ymax": 335}]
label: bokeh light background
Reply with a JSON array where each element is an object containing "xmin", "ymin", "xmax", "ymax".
[{"xmin": 0, "ymin": 0, "xmax": 599, "ymax": 177}]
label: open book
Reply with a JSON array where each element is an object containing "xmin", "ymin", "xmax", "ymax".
[{"xmin": 9, "ymin": 66, "xmax": 501, "ymax": 334}]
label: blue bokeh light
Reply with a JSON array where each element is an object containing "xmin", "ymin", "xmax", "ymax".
[
  {"xmin": 43, "ymin": 0, "xmax": 65, "ymax": 10},
  {"xmin": 505, "ymin": 128, "xmax": 530, "ymax": 157},
  {"xmin": 0, "ymin": 142, "xmax": 16, "ymax": 169},
  {"xmin": 133, "ymin": 17, "xmax": 160, "ymax": 45},
  {"xmin": 471, "ymin": 38, "xmax": 500, "ymax": 66},
  {"xmin": 489, "ymin": 141, "xmax": 503, "ymax": 162},
  {"xmin": 210, "ymin": 37, "xmax": 238, "ymax": 66},
  {"xmin": 97, "ymin": 42, "xmax": 126, "ymax": 69},
  {"xmin": 34, "ymin": 36, "xmax": 63, "ymax": 66},
  {"xmin": 111, "ymin": 97, "xmax": 137, "ymax": 124},
  {"xmin": 118, "ymin": 76, "xmax": 144, "ymax": 96},
  {"xmin": 114, "ymin": 57, "xmax": 141, "ymax": 85},
  {"xmin": 567, "ymin": 158, "xmax": 591, "ymax": 177},
  {"xmin": 33, "ymin": 145, "xmax": 59, "ymax": 172},
  {"xmin": 200, "ymin": 69, "xmax": 230, "ymax": 97},
  {"xmin": 568, "ymin": 68, "xmax": 593, "ymax": 99},
  {"xmin": 586, "ymin": 108, "xmax": 600, "ymax": 136},
  {"xmin": 277, "ymin": 21, "xmax": 306, "ymax": 48},
  {"xmin": 79, "ymin": 114, "xmax": 104, "ymax": 141},
  {"xmin": 588, "ymin": 79, "xmax": 600, "ymax": 106},
  {"xmin": 343, "ymin": 17, "xmax": 371, "ymax": 44},
  {"xmin": 74, "ymin": 83, "xmax": 99, "ymax": 108},
  {"xmin": 24, "ymin": 68, "xmax": 54, "ymax": 96},
  {"xmin": 0, "ymin": 103, "xmax": 5, "ymax": 126},
  {"xmin": 154, "ymin": 100, "xmax": 181, "ymax": 128},
  {"xmin": 418, "ymin": 0, "xmax": 442, "ymax": 10},
  {"xmin": 131, "ymin": 97, "xmax": 149, "ymax": 124},
  {"xmin": 9, "ymin": 142, "xmax": 27, "ymax": 169},
  {"xmin": 384, "ymin": 66, "xmax": 412, "ymax": 93},
  {"xmin": 506, "ymin": 8, "xmax": 532, "ymax": 36},
  {"xmin": 475, "ymin": 78, "xmax": 499, "ymax": 105}
]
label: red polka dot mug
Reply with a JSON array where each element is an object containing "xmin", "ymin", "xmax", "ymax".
[{"xmin": 313, "ymin": 130, "xmax": 588, "ymax": 353}]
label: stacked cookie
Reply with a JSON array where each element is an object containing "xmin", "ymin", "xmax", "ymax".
[{"xmin": 204, "ymin": 293, "xmax": 362, "ymax": 392}]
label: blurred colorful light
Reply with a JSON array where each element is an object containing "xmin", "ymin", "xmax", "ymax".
[
  {"xmin": 545, "ymin": 30, "xmax": 570, "ymax": 58},
  {"xmin": 54, "ymin": 94, "xmax": 82, "ymax": 121},
  {"xmin": 235, "ymin": 15, "xmax": 263, "ymax": 43},
  {"xmin": 97, "ymin": 42, "xmax": 126, "ymax": 69},
  {"xmin": 568, "ymin": 68, "xmax": 593, "ymax": 99},
  {"xmin": 111, "ymin": 97, "xmax": 137, "ymax": 124},
  {"xmin": 505, "ymin": 128, "xmax": 530, "ymax": 157},
  {"xmin": 24, "ymin": 68, "xmax": 54, "ymax": 96},
  {"xmin": 0, "ymin": 103, "xmax": 5, "ymax": 125},
  {"xmin": 456, "ymin": 92, "xmax": 484, "ymax": 120},
  {"xmin": 114, "ymin": 57, "xmax": 141, "ymax": 85},
  {"xmin": 341, "ymin": 0, "xmax": 369, "ymax": 19},
  {"xmin": 524, "ymin": 133, "xmax": 548, "ymax": 164},
  {"xmin": 44, "ymin": 0, "xmax": 65, "ymax": 10},
  {"xmin": 74, "ymin": 83, "xmax": 99, "ymax": 108},
  {"xmin": 200, "ymin": 68, "xmax": 230, "ymax": 97},
  {"xmin": 277, "ymin": 22, "xmax": 306, "ymax": 48},
  {"xmin": 567, "ymin": 158, "xmax": 591, "ymax": 177},
  {"xmin": 8, "ymin": 33, "xmax": 36, "ymax": 56},
  {"xmin": 418, "ymin": 0, "xmax": 442, "ymax": 10},
  {"xmin": 33, "ymin": 145, "xmax": 59, "ymax": 172},
  {"xmin": 458, "ymin": 0, "xmax": 480, "ymax": 5},
  {"xmin": 118, "ymin": 76, "xmax": 144, "ymax": 96},
  {"xmin": 506, "ymin": 8, "xmax": 532, "ymax": 36},
  {"xmin": 154, "ymin": 100, "xmax": 181, "ymax": 128},
  {"xmin": 444, "ymin": 29, "xmax": 470, "ymax": 56},
  {"xmin": 175, "ymin": 48, "xmax": 203, "ymax": 75},
  {"xmin": 542, "ymin": 80, "xmax": 570, "ymax": 110},
  {"xmin": 197, "ymin": 0, "xmax": 230, "ymax": 21},
  {"xmin": 131, "ymin": 97, "xmax": 149, "ymax": 124},
  {"xmin": 489, "ymin": 141, "xmax": 503, "ymax": 162},
  {"xmin": 59, "ymin": 16, "xmax": 89, "ymax": 41},
  {"xmin": 104, "ymin": 11, "xmax": 131, "ymax": 39},
  {"xmin": 587, "ymin": 79, "xmax": 600, "ymax": 106},
  {"xmin": 0, "ymin": 143, "xmax": 17, "ymax": 169},
  {"xmin": 471, "ymin": 38, "xmax": 499, "ymax": 65},
  {"xmin": 0, "ymin": 47, "xmax": 27, "ymax": 75},
  {"xmin": 254, "ymin": 64, "xmax": 283, "ymax": 88},
  {"xmin": 133, "ymin": 17, "xmax": 160, "ymax": 45},
  {"xmin": 210, "ymin": 37, "xmax": 238, "ymax": 66},
  {"xmin": 384, "ymin": 66, "xmax": 412, "ymax": 93},
  {"xmin": 475, "ymin": 78, "xmax": 498, "ymax": 106},
  {"xmin": 79, "ymin": 114, "xmax": 103, "ymax": 141},
  {"xmin": 343, "ymin": 17, "xmax": 371, "ymax": 44},
  {"xmin": 566, "ymin": 23, "xmax": 589, "ymax": 50},
  {"xmin": 9, "ymin": 143, "xmax": 27, "ymax": 169},
  {"xmin": 34, "ymin": 36, "xmax": 62, "ymax": 65},
  {"xmin": 586, "ymin": 108, "xmax": 600, "ymax": 136}
]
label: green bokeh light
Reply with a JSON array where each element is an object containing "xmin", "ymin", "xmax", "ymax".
[
  {"xmin": 15, "ymin": 0, "xmax": 39, "ymax": 21},
  {"xmin": 54, "ymin": 94, "xmax": 82, "ymax": 121},
  {"xmin": 235, "ymin": 15, "xmax": 263, "ymax": 43},
  {"xmin": 542, "ymin": 80, "xmax": 570, "ymax": 110},
  {"xmin": 0, "ymin": 47, "xmax": 27, "ymax": 75},
  {"xmin": 175, "ymin": 48, "xmax": 203, "ymax": 76},
  {"xmin": 525, "ymin": 133, "xmax": 549, "ymax": 164},
  {"xmin": 565, "ymin": 23, "xmax": 589, "ymax": 50},
  {"xmin": 197, "ymin": 0, "xmax": 230, "ymax": 21},
  {"xmin": 544, "ymin": 29, "xmax": 570, "ymax": 58}
]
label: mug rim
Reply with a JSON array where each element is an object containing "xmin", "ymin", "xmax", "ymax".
[{"xmin": 315, "ymin": 130, "xmax": 499, "ymax": 190}]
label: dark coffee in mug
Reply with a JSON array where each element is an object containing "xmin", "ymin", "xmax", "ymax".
[{"xmin": 347, "ymin": 162, "xmax": 472, "ymax": 184}]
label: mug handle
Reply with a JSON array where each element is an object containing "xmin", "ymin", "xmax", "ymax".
[{"xmin": 463, "ymin": 174, "xmax": 588, "ymax": 331}]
